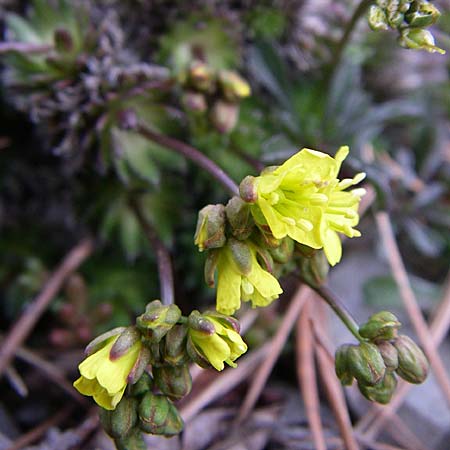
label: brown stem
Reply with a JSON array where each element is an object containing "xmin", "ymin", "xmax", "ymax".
[
  {"xmin": 0, "ymin": 42, "xmax": 53, "ymax": 55},
  {"xmin": 0, "ymin": 238, "xmax": 94, "ymax": 377},
  {"xmin": 130, "ymin": 198, "xmax": 175, "ymax": 305},
  {"xmin": 134, "ymin": 121, "xmax": 239, "ymax": 197}
]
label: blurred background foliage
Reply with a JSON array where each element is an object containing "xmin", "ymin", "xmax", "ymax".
[{"xmin": 0, "ymin": 0, "xmax": 449, "ymax": 446}]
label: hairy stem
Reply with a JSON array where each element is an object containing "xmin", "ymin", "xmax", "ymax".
[
  {"xmin": 135, "ymin": 121, "xmax": 239, "ymax": 197},
  {"xmin": 130, "ymin": 198, "xmax": 175, "ymax": 305}
]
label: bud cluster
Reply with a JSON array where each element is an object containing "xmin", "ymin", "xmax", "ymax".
[
  {"xmin": 368, "ymin": 0, "xmax": 445, "ymax": 54},
  {"xmin": 335, "ymin": 311, "xmax": 429, "ymax": 404},
  {"xmin": 180, "ymin": 60, "xmax": 251, "ymax": 133},
  {"xmin": 74, "ymin": 301, "xmax": 247, "ymax": 444}
]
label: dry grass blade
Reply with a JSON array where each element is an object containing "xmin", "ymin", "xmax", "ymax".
[
  {"xmin": 313, "ymin": 301, "xmax": 359, "ymax": 450},
  {"xmin": 376, "ymin": 212, "xmax": 450, "ymax": 406},
  {"xmin": 296, "ymin": 298, "xmax": 327, "ymax": 450},
  {"xmin": 235, "ymin": 284, "xmax": 310, "ymax": 423},
  {"xmin": 180, "ymin": 343, "xmax": 269, "ymax": 423},
  {"xmin": 0, "ymin": 238, "xmax": 94, "ymax": 377},
  {"xmin": 356, "ymin": 271, "xmax": 450, "ymax": 437}
]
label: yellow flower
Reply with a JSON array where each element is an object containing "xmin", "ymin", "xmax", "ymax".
[
  {"xmin": 187, "ymin": 312, "xmax": 248, "ymax": 371},
  {"xmin": 73, "ymin": 335, "xmax": 143, "ymax": 410},
  {"xmin": 213, "ymin": 239, "xmax": 283, "ymax": 315},
  {"xmin": 242, "ymin": 146, "xmax": 365, "ymax": 266}
]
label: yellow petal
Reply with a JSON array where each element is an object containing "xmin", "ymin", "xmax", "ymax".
[
  {"xmin": 322, "ymin": 228, "xmax": 342, "ymax": 266},
  {"xmin": 257, "ymin": 198, "xmax": 287, "ymax": 239},
  {"xmin": 78, "ymin": 338, "xmax": 116, "ymax": 380},
  {"xmin": 216, "ymin": 252, "xmax": 242, "ymax": 315},
  {"xmin": 245, "ymin": 262, "xmax": 283, "ymax": 299}
]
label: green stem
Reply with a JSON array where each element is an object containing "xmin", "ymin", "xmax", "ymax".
[
  {"xmin": 329, "ymin": 0, "xmax": 372, "ymax": 76},
  {"xmin": 306, "ymin": 281, "xmax": 364, "ymax": 342}
]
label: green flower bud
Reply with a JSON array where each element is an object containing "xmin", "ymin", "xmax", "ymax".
[
  {"xmin": 393, "ymin": 335, "xmax": 428, "ymax": 384},
  {"xmin": 182, "ymin": 91, "xmax": 207, "ymax": 113},
  {"xmin": 163, "ymin": 324, "xmax": 189, "ymax": 366},
  {"xmin": 358, "ymin": 372, "xmax": 397, "ymax": 404},
  {"xmin": 405, "ymin": 2, "xmax": 440, "ymax": 27},
  {"xmin": 84, "ymin": 327, "xmax": 126, "ymax": 356},
  {"xmin": 194, "ymin": 204, "xmax": 226, "ymax": 252},
  {"xmin": 188, "ymin": 61, "xmax": 215, "ymax": 92},
  {"xmin": 368, "ymin": 5, "xmax": 389, "ymax": 31},
  {"xmin": 225, "ymin": 197, "xmax": 254, "ymax": 240},
  {"xmin": 239, "ymin": 176, "xmax": 258, "ymax": 203},
  {"xmin": 153, "ymin": 364, "xmax": 192, "ymax": 401},
  {"xmin": 359, "ymin": 311, "xmax": 401, "ymax": 342},
  {"xmin": 347, "ymin": 342, "xmax": 386, "ymax": 386},
  {"xmin": 269, "ymin": 237, "xmax": 294, "ymax": 264},
  {"xmin": 387, "ymin": 11, "xmax": 404, "ymax": 28},
  {"xmin": 210, "ymin": 100, "xmax": 239, "ymax": 134},
  {"xmin": 218, "ymin": 70, "xmax": 251, "ymax": 102},
  {"xmin": 335, "ymin": 344, "xmax": 354, "ymax": 386},
  {"xmin": 129, "ymin": 372, "xmax": 153, "ymax": 398},
  {"xmin": 398, "ymin": 28, "xmax": 445, "ymax": 54},
  {"xmin": 136, "ymin": 301, "xmax": 181, "ymax": 343},
  {"xmin": 138, "ymin": 392, "xmax": 184, "ymax": 436},
  {"xmin": 299, "ymin": 251, "xmax": 329, "ymax": 287},
  {"xmin": 100, "ymin": 396, "xmax": 138, "ymax": 438},
  {"xmin": 376, "ymin": 341, "xmax": 399, "ymax": 371}
]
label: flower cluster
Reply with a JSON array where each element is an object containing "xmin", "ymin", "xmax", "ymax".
[
  {"xmin": 336, "ymin": 311, "xmax": 429, "ymax": 404},
  {"xmin": 73, "ymin": 301, "xmax": 247, "ymax": 446},
  {"xmin": 368, "ymin": 0, "xmax": 445, "ymax": 54},
  {"xmin": 195, "ymin": 146, "xmax": 365, "ymax": 314}
]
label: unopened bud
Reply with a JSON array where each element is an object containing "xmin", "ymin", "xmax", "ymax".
[
  {"xmin": 163, "ymin": 324, "xmax": 189, "ymax": 366},
  {"xmin": 335, "ymin": 345, "xmax": 354, "ymax": 386},
  {"xmin": 405, "ymin": 2, "xmax": 440, "ymax": 27},
  {"xmin": 269, "ymin": 237, "xmax": 294, "ymax": 264},
  {"xmin": 299, "ymin": 251, "xmax": 329, "ymax": 287},
  {"xmin": 194, "ymin": 204, "xmax": 226, "ymax": 251},
  {"xmin": 368, "ymin": 5, "xmax": 389, "ymax": 30},
  {"xmin": 359, "ymin": 311, "xmax": 401, "ymax": 342},
  {"xmin": 153, "ymin": 364, "xmax": 192, "ymax": 400},
  {"xmin": 182, "ymin": 91, "xmax": 207, "ymax": 113},
  {"xmin": 210, "ymin": 100, "xmax": 238, "ymax": 133},
  {"xmin": 225, "ymin": 197, "xmax": 254, "ymax": 240},
  {"xmin": 138, "ymin": 392, "xmax": 184, "ymax": 436},
  {"xmin": 358, "ymin": 371, "xmax": 397, "ymax": 404},
  {"xmin": 377, "ymin": 341, "xmax": 398, "ymax": 371},
  {"xmin": 393, "ymin": 335, "xmax": 428, "ymax": 384},
  {"xmin": 54, "ymin": 28, "xmax": 74, "ymax": 53},
  {"xmin": 130, "ymin": 372, "xmax": 153, "ymax": 397},
  {"xmin": 239, "ymin": 176, "xmax": 258, "ymax": 203},
  {"xmin": 398, "ymin": 28, "xmax": 445, "ymax": 54},
  {"xmin": 228, "ymin": 238, "xmax": 253, "ymax": 275},
  {"xmin": 387, "ymin": 10, "xmax": 404, "ymax": 28},
  {"xmin": 218, "ymin": 70, "xmax": 251, "ymax": 102},
  {"xmin": 189, "ymin": 61, "xmax": 215, "ymax": 92},
  {"xmin": 347, "ymin": 342, "xmax": 386, "ymax": 386},
  {"xmin": 100, "ymin": 397, "xmax": 138, "ymax": 438},
  {"xmin": 136, "ymin": 301, "xmax": 181, "ymax": 343},
  {"xmin": 110, "ymin": 327, "xmax": 141, "ymax": 360}
]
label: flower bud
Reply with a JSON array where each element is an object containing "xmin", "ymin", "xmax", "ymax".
[
  {"xmin": 129, "ymin": 372, "xmax": 153, "ymax": 398},
  {"xmin": 228, "ymin": 238, "xmax": 253, "ymax": 275},
  {"xmin": 194, "ymin": 204, "xmax": 226, "ymax": 251},
  {"xmin": 153, "ymin": 364, "xmax": 192, "ymax": 401},
  {"xmin": 54, "ymin": 28, "xmax": 74, "ymax": 53},
  {"xmin": 387, "ymin": 10, "xmax": 404, "ymax": 28},
  {"xmin": 218, "ymin": 70, "xmax": 251, "ymax": 102},
  {"xmin": 358, "ymin": 372, "xmax": 397, "ymax": 404},
  {"xmin": 368, "ymin": 5, "xmax": 389, "ymax": 30},
  {"xmin": 182, "ymin": 91, "xmax": 207, "ymax": 113},
  {"xmin": 376, "ymin": 341, "xmax": 398, "ymax": 371},
  {"xmin": 347, "ymin": 342, "xmax": 386, "ymax": 386},
  {"xmin": 359, "ymin": 311, "xmax": 401, "ymax": 342},
  {"xmin": 299, "ymin": 251, "xmax": 329, "ymax": 287},
  {"xmin": 239, "ymin": 175, "xmax": 258, "ymax": 203},
  {"xmin": 398, "ymin": 28, "xmax": 445, "ymax": 54},
  {"xmin": 188, "ymin": 61, "xmax": 215, "ymax": 92},
  {"xmin": 225, "ymin": 197, "xmax": 254, "ymax": 240},
  {"xmin": 163, "ymin": 324, "xmax": 189, "ymax": 366},
  {"xmin": 100, "ymin": 396, "xmax": 138, "ymax": 438},
  {"xmin": 138, "ymin": 392, "xmax": 184, "ymax": 436},
  {"xmin": 269, "ymin": 237, "xmax": 294, "ymax": 264},
  {"xmin": 335, "ymin": 344, "xmax": 354, "ymax": 386},
  {"xmin": 210, "ymin": 100, "xmax": 239, "ymax": 133},
  {"xmin": 405, "ymin": 2, "xmax": 440, "ymax": 27},
  {"xmin": 136, "ymin": 300, "xmax": 181, "ymax": 343},
  {"xmin": 393, "ymin": 335, "xmax": 428, "ymax": 384},
  {"xmin": 84, "ymin": 327, "xmax": 126, "ymax": 356}
]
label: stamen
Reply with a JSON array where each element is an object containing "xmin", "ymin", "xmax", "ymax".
[
  {"xmin": 241, "ymin": 279, "xmax": 254, "ymax": 295},
  {"xmin": 309, "ymin": 193, "xmax": 328, "ymax": 205},
  {"xmin": 297, "ymin": 218, "xmax": 313, "ymax": 232},
  {"xmin": 351, "ymin": 188, "xmax": 367, "ymax": 198},
  {"xmin": 268, "ymin": 192, "xmax": 280, "ymax": 205},
  {"xmin": 282, "ymin": 217, "xmax": 296, "ymax": 226}
]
